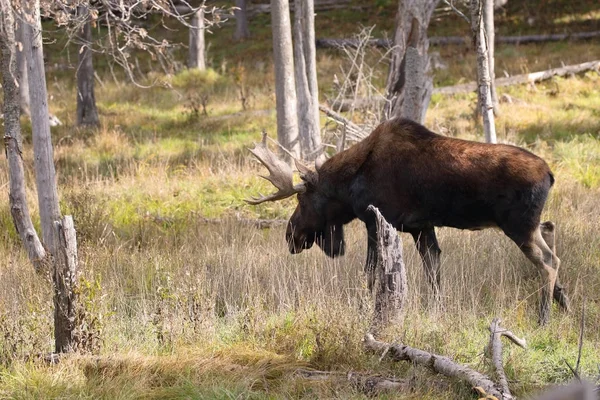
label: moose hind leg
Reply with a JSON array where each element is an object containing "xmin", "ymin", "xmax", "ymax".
[
  {"xmin": 540, "ymin": 221, "xmax": 570, "ymax": 311},
  {"xmin": 518, "ymin": 227, "xmax": 559, "ymax": 325},
  {"xmin": 412, "ymin": 229, "xmax": 441, "ymax": 302}
]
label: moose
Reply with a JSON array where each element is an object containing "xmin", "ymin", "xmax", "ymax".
[{"xmin": 247, "ymin": 118, "xmax": 570, "ymax": 325}]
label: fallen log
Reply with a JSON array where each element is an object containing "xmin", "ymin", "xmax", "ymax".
[
  {"xmin": 315, "ymin": 31, "xmax": 600, "ymax": 49},
  {"xmin": 487, "ymin": 318, "xmax": 527, "ymax": 399},
  {"xmin": 434, "ymin": 60, "xmax": 600, "ymax": 95},
  {"xmin": 364, "ymin": 333, "xmax": 508, "ymax": 400},
  {"xmin": 295, "ymin": 368, "xmax": 408, "ymax": 395},
  {"xmin": 199, "ymin": 217, "xmax": 286, "ymax": 229}
]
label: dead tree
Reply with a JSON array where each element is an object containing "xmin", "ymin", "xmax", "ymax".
[
  {"xmin": 15, "ymin": 19, "xmax": 30, "ymax": 117},
  {"xmin": 293, "ymin": 0, "xmax": 322, "ymax": 160},
  {"xmin": 0, "ymin": 0, "xmax": 47, "ymax": 271},
  {"xmin": 470, "ymin": 0, "xmax": 497, "ymax": 143},
  {"xmin": 188, "ymin": 6, "xmax": 206, "ymax": 70},
  {"xmin": 21, "ymin": 0, "xmax": 79, "ymax": 354},
  {"xmin": 234, "ymin": 0, "xmax": 250, "ymax": 41},
  {"xmin": 367, "ymin": 206, "xmax": 407, "ymax": 332},
  {"xmin": 384, "ymin": 0, "xmax": 440, "ymax": 121},
  {"xmin": 271, "ymin": 0, "xmax": 300, "ymax": 161},
  {"xmin": 76, "ymin": 5, "xmax": 100, "ymax": 127}
]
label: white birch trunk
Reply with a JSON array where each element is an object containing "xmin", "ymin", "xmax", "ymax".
[
  {"xmin": 470, "ymin": 0, "xmax": 497, "ymax": 143},
  {"xmin": 0, "ymin": 0, "xmax": 47, "ymax": 271},
  {"xmin": 384, "ymin": 0, "xmax": 440, "ymax": 121},
  {"xmin": 15, "ymin": 19, "xmax": 30, "ymax": 117},
  {"xmin": 293, "ymin": 0, "xmax": 321, "ymax": 160},
  {"xmin": 22, "ymin": 0, "xmax": 78, "ymax": 353},
  {"xmin": 483, "ymin": 0, "xmax": 499, "ymax": 114},
  {"xmin": 188, "ymin": 7, "xmax": 206, "ymax": 70},
  {"xmin": 271, "ymin": 0, "xmax": 300, "ymax": 161},
  {"xmin": 234, "ymin": 0, "xmax": 250, "ymax": 41}
]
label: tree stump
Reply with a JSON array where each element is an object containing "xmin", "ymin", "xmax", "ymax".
[{"xmin": 367, "ymin": 205, "xmax": 407, "ymax": 332}]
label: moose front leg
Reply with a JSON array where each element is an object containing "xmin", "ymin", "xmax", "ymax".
[{"xmin": 412, "ymin": 229, "xmax": 442, "ymax": 302}]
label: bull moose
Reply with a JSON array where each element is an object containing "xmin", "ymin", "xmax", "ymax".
[{"xmin": 247, "ymin": 118, "xmax": 570, "ymax": 324}]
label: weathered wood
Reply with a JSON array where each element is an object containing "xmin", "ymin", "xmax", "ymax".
[
  {"xmin": 22, "ymin": 0, "xmax": 62, "ymax": 257},
  {"xmin": 52, "ymin": 216, "xmax": 78, "ymax": 353},
  {"xmin": 76, "ymin": 5, "xmax": 100, "ymax": 127},
  {"xmin": 470, "ymin": 0, "xmax": 497, "ymax": 143},
  {"xmin": 367, "ymin": 206, "xmax": 407, "ymax": 331},
  {"xmin": 22, "ymin": 1, "xmax": 79, "ymax": 354},
  {"xmin": 188, "ymin": 7, "xmax": 206, "ymax": 70},
  {"xmin": 315, "ymin": 31, "xmax": 600, "ymax": 49},
  {"xmin": 483, "ymin": 0, "xmax": 499, "ymax": 114},
  {"xmin": 364, "ymin": 333, "xmax": 507, "ymax": 399},
  {"xmin": 401, "ymin": 46, "xmax": 425, "ymax": 122},
  {"xmin": 295, "ymin": 369, "xmax": 408, "ymax": 395},
  {"xmin": 0, "ymin": 0, "xmax": 47, "ymax": 272},
  {"xmin": 234, "ymin": 0, "xmax": 250, "ymax": 41},
  {"xmin": 15, "ymin": 19, "xmax": 30, "ymax": 117},
  {"xmin": 271, "ymin": 0, "xmax": 300, "ymax": 162},
  {"xmin": 318, "ymin": 104, "xmax": 369, "ymax": 142},
  {"xmin": 434, "ymin": 60, "xmax": 600, "ymax": 94},
  {"xmin": 384, "ymin": 0, "xmax": 439, "ymax": 120},
  {"xmin": 487, "ymin": 319, "xmax": 514, "ymax": 399},
  {"xmin": 293, "ymin": 0, "xmax": 322, "ymax": 160}
]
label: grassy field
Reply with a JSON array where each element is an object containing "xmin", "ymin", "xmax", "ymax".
[{"xmin": 0, "ymin": 1, "xmax": 599, "ymax": 398}]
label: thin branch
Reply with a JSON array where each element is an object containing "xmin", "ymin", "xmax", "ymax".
[{"xmin": 442, "ymin": 0, "xmax": 470, "ymax": 23}]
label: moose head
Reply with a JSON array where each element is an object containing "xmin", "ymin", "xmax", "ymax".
[{"xmin": 245, "ymin": 132, "xmax": 346, "ymax": 258}]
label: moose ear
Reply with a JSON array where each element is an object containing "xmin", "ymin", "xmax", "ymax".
[{"xmin": 295, "ymin": 159, "xmax": 318, "ymax": 186}]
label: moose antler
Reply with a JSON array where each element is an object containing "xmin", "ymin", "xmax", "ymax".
[{"xmin": 245, "ymin": 131, "xmax": 306, "ymax": 205}]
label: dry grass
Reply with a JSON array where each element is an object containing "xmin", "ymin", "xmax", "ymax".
[{"xmin": 0, "ymin": 2, "xmax": 599, "ymax": 398}]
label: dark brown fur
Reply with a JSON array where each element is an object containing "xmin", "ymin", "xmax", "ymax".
[{"xmin": 285, "ymin": 118, "xmax": 567, "ymax": 322}]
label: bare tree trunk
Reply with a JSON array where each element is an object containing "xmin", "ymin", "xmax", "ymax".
[
  {"xmin": 0, "ymin": 0, "xmax": 47, "ymax": 272},
  {"xmin": 76, "ymin": 5, "xmax": 99, "ymax": 127},
  {"xmin": 234, "ymin": 0, "xmax": 250, "ymax": 41},
  {"xmin": 52, "ymin": 216, "xmax": 78, "ymax": 353},
  {"xmin": 470, "ymin": 0, "xmax": 497, "ymax": 143},
  {"xmin": 367, "ymin": 206, "xmax": 407, "ymax": 332},
  {"xmin": 188, "ymin": 7, "xmax": 206, "ymax": 70},
  {"xmin": 293, "ymin": 0, "xmax": 321, "ymax": 160},
  {"xmin": 15, "ymin": 20, "xmax": 30, "ymax": 117},
  {"xmin": 271, "ymin": 0, "xmax": 300, "ymax": 160},
  {"xmin": 22, "ymin": 1, "xmax": 78, "ymax": 353},
  {"xmin": 384, "ymin": 0, "xmax": 439, "ymax": 121},
  {"xmin": 483, "ymin": 0, "xmax": 499, "ymax": 115}
]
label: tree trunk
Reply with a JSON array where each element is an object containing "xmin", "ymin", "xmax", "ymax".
[
  {"xmin": 0, "ymin": 0, "xmax": 47, "ymax": 272},
  {"xmin": 271, "ymin": 0, "xmax": 300, "ymax": 161},
  {"xmin": 367, "ymin": 206, "xmax": 407, "ymax": 332},
  {"xmin": 22, "ymin": 0, "xmax": 78, "ymax": 353},
  {"xmin": 52, "ymin": 216, "xmax": 78, "ymax": 353},
  {"xmin": 76, "ymin": 5, "xmax": 100, "ymax": 127},
  {"xmin": 384, "ymin": 0, "xmax": 439, "ymax": 121},
  {"xmin": 188, "ymin": 7, "xmax": 206, "ymax": 70},
  {"xmin": 470, "ymin": 0, "xmax": 497, "ymax": 143},
  {"xmin": 483, "ymin": 0, "xmax": 499, "ymax": 115},
  {"xmin": 15, "ymin": 19, "xmax": 30, "ymax": 117},
  {"xmin": 234, "ymin": 0, "xmax": 250, "ymax": 41},
  {"xmin": 293, "ymin": 0, "xmax": 321, "ymax": 160}
]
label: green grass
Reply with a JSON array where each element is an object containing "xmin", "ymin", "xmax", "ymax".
[{"xmin": 0, "ymin": 1, "xmax": 600, "ymax": 398}]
